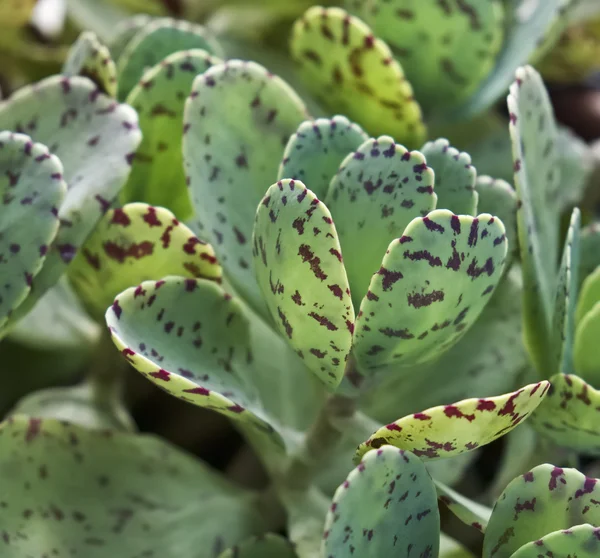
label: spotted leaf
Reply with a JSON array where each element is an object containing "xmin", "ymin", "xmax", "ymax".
[
  {"xmin": 435, "ymin": 480, "xmax": 492, "ymax": 533},
  {"xmin": 0, "ymin": 132, "xmax": 66, "ymax": 332},
  {"xmin": 290, "ymin": 6, "xmax": 426, "ymax": 147},
  {"xmin": 0, "ymin": 75, "xmax": 142, "ymax": 319},
  {"xmin": 183, "ymin": 60, "xmax": 308, "ymax": 318},
  {"xmin": 107, "ymin": 14, "xmax": 153, "ymax": 62},
  {"xmin": 68, "ymin": 203, "xmax": 221, "ymax": 320},
  {"xmin": 63, "ymin": 31, "xmax": 118, "ymax": 97},
  {"xmin": 0, "ymin": 415, "xmax": 268, "ymax": 557},
  {"xmin": 580, "ymin": 222, "xmax": 600, "ymax": 284},
  {"xmin": 351, "ymin": 209, "xmax": 508, "ymax": 384},
  {"xmin": 355, "ymin": 381, "xmax": 550, "ymax": 463},
  {"xmin": 219, "ymin": 534, "xmax": 297, "ymax": 558},
  {"xmin": 323, "ymin": 446, "xmax": 440, "ymax": 557},
  {"xmin": 326, "ymin": 136, "xmax": 437, "ymax": 309},
  {"xmin": 106, "ymin": 276, "xmax": 283, "ymax": 446},
  {"xmin": 277, "ymin": 115, "xmax": 368, "ymax": 200},
  {"xmin": 253, "ymin": 179, "xmax": 354, "ymax": 390},
  {"xmin": 510, "ymin": 524, "xmax": 600, "ymax": 558},
  {"xmin": 577, "ymin": 266, "xmax": 600, "ymax": 325},
  {"xmin": 508, "ymin": 65, "xmax": 561, "ymax": 375},
  {"xmin": 483, "ymin": 464, "xmax": 600, "ymax": 558},
  {"xmin": 574, "ymin": 302, "xmax": 600, "ymax": 386},
  {"xmin": 122, "ymin": 49, "xmax": 221, "ymax": 219},
  {"xmin": 116, "ymin": 17, "xmax": 223, "ymax": 100}
]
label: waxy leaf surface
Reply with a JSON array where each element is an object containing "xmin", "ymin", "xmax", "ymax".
[
  {"xmin": 576, "ymin": 266, "xmax": 600, "ymax": 325},
  {"xmin": 574, "ymin": 302, "xmax": 600, "ymax": 386},
  {"xmin": 510, "ymin": 524, "xmax": 600, "ymax": 558},
  {"xmin": 436, "ymin": 480, "xmax": 492, "ymax": 533}
]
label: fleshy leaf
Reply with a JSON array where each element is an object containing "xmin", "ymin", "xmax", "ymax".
[
  {"xmin": 436, "ymin": 480, "xmax": 492, "ymax": 533},
  {"xmin": 361, "ymin": 0, "xmax": 505, "ymax": 112},
  {"xmin": 580, "ymin": 222, "xmax": 600, "ymax": 283},
  {"xmin": 63, "ymin": 31, "xmax": 117, "ymax": 97},
  {"xmin": 253, "ymin": 179, "xmax": 354, "ymax": 390},
  {"xmin": 510, "ymin": 524, "xmax": 600, "ymax": 558},
  {"xmin": 325, "ymin": 136, "xmax": 437, "ymax": 309},
  {"xmin": 0, "ymin": 415, "xmax": 267, "ymax": 557},
  {"xmin": 355, "ymin": 381, "xmax": 550, "ymax": 463},
  {"xmin": 219, "ymin": 534, "xmax": 297, "ymax": 557},
  {"xmin": 508, "ymin": 65, "xmax": 560, "ymax": 374},
  {"xmin": 483, "ymin": 463, "xmax": 600, "ymax": 558},
  {"xmin": 116, "ymin": 17, "xmax": 223, "ymax": 100},
  {"xmin": 277, "ymin": 115, "xmax": 368, "ymax": 200},
  {"xmin": 107, "ymin": 14, "xmax": 153, "ymax": 62},
  {"xmin": 323, "ymin": 446, "xmax": 440, "ymax": 557},
  {"xmin": 421, "ymin": 138, "xmax": 478, "ymax": 215},
  {"xmin": 122, "ymin": 49, "xmax": 221, "ymax": 219},
  {"xmin": 183, "ymin": 60, "xmax": 308, "ymax": 317},
  {"xmin": 576, "ymin": 266, "xmax": 600, "ymax": 324},
  {"xmin": 530, "ymin": 373, "xmax": 600, "ymax": 454},
  {"xmin": 0, "ymin": 132, "xmax": 65, "ymax": 331},
  {"xmin": 290, "ymin": 6, "xmax": 426, "ymax": 147},
  {"xmin": 106, "ymin": 276, "xmax": 284, "ymax": 446},
  {"xmin": 574, "ymin": 302, "xmax": 600, "ymax": 385},
  {"xmin": 351, "ymin": 209, "xmax": 508, "ymax": 383},
  {"xmin": 0, "ymin": 75, "xmax": 142, "ymax": 313},
  {"xmin": 68, "ymin": 203, "xmax": 221, "ymax": 320}
]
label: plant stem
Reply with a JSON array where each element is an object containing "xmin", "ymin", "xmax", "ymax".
[{"xmin": 87, "ymin": 328, "xmax": 125, "ymax": 406}]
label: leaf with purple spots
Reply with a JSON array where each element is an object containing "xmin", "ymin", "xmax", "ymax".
[
  {"xmin": 508, "ymin": 65, "xmax": 561, "ymax": 375},
  {"xmin": 355, "ymin": 0, "xmax": 505, "ymax": 113},
  {"xmin": 106, "ymin": 276, "xmax": 284, "ymax": 447},
  {"xmin": 326, "ymin": 136, "xmax": 437, "ymax": 310},
  {"xmin": 277, "ymin": 115, "xmax": 368, "ymax": 200},
  {"xmin": 63, "ymin": 31, "xmax": 118, "ymax": 97},
  {"xmin": 68, "ymin": 203, "xmax": 221, "ymax": 320},
  {"xmin": 483, "ymin": 463, "xmax": 600, "ymax": 558},
  {"xmin": 323, "ymin": 446, "xmax": 440, "ymax": 557},
  {"xmin": 121, "ymin": 49, "xmax": 221, "ymax": 220},
  {"xmin": 580, "ymin": 222, "xmax": 600, "ymax": 286},
  {"xmin": 576, "ymin": 266, "xmax": 600, "ymax": 325},
  {"xmin": 574, "ymin": 302, "xmax": 600, "ymax": 386},
  {"xmin": 253, "ymin": 179, "xmax": 354, "ymax": 390},
  {"xmin": 509, "ymin": 524, "xmax": 600, "ymax": 558},
  {"xmin": 183, "ymin": 60, "xmax": 308, "ymax": 319},
  {"xmin": 0, "ymin": 132, "xmax": 66, "ymax": 333},
  {"xmin": 421, "ymin": 138, "xmax": 478, "ymax": 216},
  {"xmin": 351, "ymin": 209, "xmax": 508, "ymax": 383},
  {"xmin": 0, "ymin": 415, "xmax": 269, "ymax": 557},
  {"xmin": 290, "ymin": 6, "xmax": 426, "ymax": 147},
  {"xmin": 218, "ymin": 534, "xmax": 297, "ymax": 557},
  {"xmin": 0, "ymin": 75, "xmax": 142, "ymax": 322},
  {"xmin": 116, "ymin": 17, "xmax": 223, "ymax": 100},
  {"xmin": 435, "ymin": 480, "xmax": 492, "ymax": 533},
  {"xmin": 355, "ymin": 381, "xmax": 550, "ymax": 463},
  {"xmin": 107, "ymin": 14, "xmax": 153, "ymax": 62}
]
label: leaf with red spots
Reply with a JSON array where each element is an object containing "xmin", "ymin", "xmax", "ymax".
[
  {"xmin": 509, "ymin": 524, "xmax": 600, "ymax": 558},
  {"xmin": 355, "ymin": 381, "xmax": 550, "ymax": 463},
  {"xmin": 435, "ymin": 480, "xmax": 492, "ymax": 534},
  {"xmin": 290, "ymin": 6, "xmax": 426, "ymax": 147},
  {"xmin": 352, "ymin": 0, "xmax": 504, "ymax": 112},
  {"xmin": 68, "ymin": 203, "xmax": 221, "ymax": 320},
  {"xmin": 0, "ymin": 75, "xmax": 142, "ymax": 323},
  {"xmin": 253, "ymin": 179, "xmax": 354, "ymax": 390},
  {"xmin": 325, "ymin": 136, "xmax": 437, "ymax": 309},
  {"xmin": 350, "ymin": 209, "xmax": 508, "ymax": 384},
  {"xmin": 0, "ymin": 132, "xmax": 66, "ymax": 334},
  {"xmin": 106, "ymin": 276, "xmax": 284, "ymax": 447},
  {"xmin": 121, "ymin": 49, "xmax": 221, "ymax": 220},
  {"xmin": 63, "ymin": 31, "xmax": 118, "ymax": 97},
  {"xmin": 218, "ymin": 534, "xmax": 297, "ymax": 557},
  {"xmin": 483, "ymin": 463, "xmax": 600, "ymax": 558},
  {"xmin": 0, "ymin": 415, "xmax": 268, "ymax": 557},
  {"xmin": 277, "ymin": 115, "xmax": 368, "ymax": 200},
  {"xmin": 323, "ymin": 446, "xmax": 439, "ymax": 557},
  {"xmin": 116, "ymin": 16, "xmax": 223, "ymax": 100},
  {"xmin": 183, "ymin": 60, "xmax": 309, "ymax": 320},
  {"xmin": 421, "ymin": 138, "xmax": 477, "ymax": 216}
]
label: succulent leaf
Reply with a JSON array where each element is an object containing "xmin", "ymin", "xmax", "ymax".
[
  {"xmin": 63, "ymin": 31, "xmax": 118, "ymax": 97},
  {"xmin": 277, "ymin": 116, "xmax": 368, "ymax": 200},
  {"xmin": 576, "ymin": 266, "xmax": 600, "ymax": 325},
  {"xmin": 574, "ymin": 302, "xmax": 600, "ymax": 385},
  {"xmin": 0, "ymin": 75, "xmax": 142, "ymax": 315},
  {"xmin": 68, "ymin": 203, "xmax": 221, "ymax": 320},
  {"xmin": 0, "ymin": 415, "xmax": 268, "ymax": 556},
  {"xmin": 0, "ymin": 132, "xmax": 66, "ymax": 332},
  {"xmin": 290, "ymin": 6, "xmax": 426, "ymax": 147},
  {"xmin": 483, "ymin": 463, "xmax": 600, "ymax": 558},
  {"xmin": 122, "ymin": 49, "xmax": 221, "ymax": 219},
  {"xmin": 116, "ymin": 17, "xmax": 223, "ymax": 100},
  {"xmin": 421, "ymin": 138, "xmax": 478, "ymax": 216},
  {"xmin": 509, "ymin": 523, "xmax": 600, "ymax": 558},
  {"xmin": 580, "ymin": 223, "xmax": 600, "ymax": 286},
  {"xmin": 106, "ymin": 276, "xmax": 284, "ymax": 447},
  {"xmin": 355, "ymin": 381, "xmax": 550, "ymax": 463},
  {"xmin": 253, "ymin": 179, "xmax": 354, "ymax": 390},
  {"xmin": 351, "ymin": 209, "xmax": 508, "ymax": 384},
  {"xmin": 436, "ymin": 480, "xmax": 492, "ymax": 533},
  {"xmin": 183, "ymin": 60, "xmax": 309, "ymax": 318},
  {"xmin": 323, "ymin": 446, "xmax": 440, "ymax": 557},
  {"xmin": 326, "ymin": 136, "xmax": 437, "ymax": 309},
  {"xmin": 107, "ymin": 14, "xmax": 153, "ymax": 62},
  {"xmin": 219, "ymin": 534, "xmax": 297, "ymax": 557}
]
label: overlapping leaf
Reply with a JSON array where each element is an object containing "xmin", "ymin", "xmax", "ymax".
[
  {"xmin": 576, "ymin": 266, "xmax": 600, "ymax": 324},
  {"xmin": 355, "ymin": 381, "xmax": 550, "ymax": 462},
  {"xmin": 510, "ymin": 524, "xmax": 600, "ymax": 558},
  {"xmin": 290, "ymin": 6, "xmax": 426, "ymax": 146},
  {"xmin": 436, "ymin": 480, "xmax": 492, "ymax": 533},
  {"xmin": 107, "ymin": 14, "xmax": 153, "ymax": 62},
  {"xmin": 574, "ymin": 303, "xmax": 600, "ymax": 385}
]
